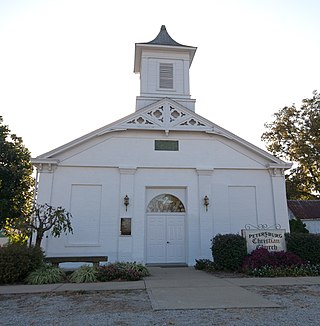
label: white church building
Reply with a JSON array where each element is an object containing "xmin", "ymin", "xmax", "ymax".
[{"xmin": 32, "ymin": 26, "xmax": 291, "ymax": 266}]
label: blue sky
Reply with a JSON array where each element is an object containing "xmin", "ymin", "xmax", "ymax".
[{"xmin": 1, "ymin": 0, "xmax": 320, "ymax": 157}]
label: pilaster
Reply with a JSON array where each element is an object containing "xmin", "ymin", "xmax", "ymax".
[
  {"xmin": 268, "ymin": 167, "xmax": 290, "ymax": 231},
  {"xmin": 197, "ymin": 168, "xmax": 214, "ymax": 259},
  {"xmin": 118, "ymin": 167, "xmax": 137, "ymax": 261}
]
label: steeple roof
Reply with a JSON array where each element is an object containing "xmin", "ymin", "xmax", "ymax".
[
  {"xmin": 134, "ymin": 25, "xmax": 197, "ymax": 73},
  {"xmin": 143, "ymin": 25, "xmax": 189, "ymax": 47}
]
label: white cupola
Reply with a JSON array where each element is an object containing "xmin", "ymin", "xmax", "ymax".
[{"xmin": 134, "ymin": 25, "xmax": 197, "ymax": 111}]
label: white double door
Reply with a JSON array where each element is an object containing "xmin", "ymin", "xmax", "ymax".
[{"xmin": 146, "ymin": 214, "xmax": 185, "ymax": 264}]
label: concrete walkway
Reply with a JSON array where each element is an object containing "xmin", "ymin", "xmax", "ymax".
[
  {"xmin": 1, "ymin": 267, "xmax": 320, "ymax": 310},
  {"xmin": 0, "ymin": 280, "xmax": 145, "ymax": 295},
  {"xmin": 146, "ymin": 267, "xmax": 280, "ymax": 310},
  {"xmin": 146, "ymin": 267, "xmax": 320, "ymax": 310}
]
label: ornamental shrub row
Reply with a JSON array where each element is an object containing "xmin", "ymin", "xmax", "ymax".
[
  {"xmin": 0, "ymin": 243, "xmax": 150, "ymax": 284},
  {"xmin": 97, "ymin": 262, "xmax": 150, "ymax": 282},
  {"xmin": 207, "ymin": 233, "xmax": 320, "ymax": 276},
  {"xmin": 27, "ymin": 262, "xmax": 150, "ymax": 285},
  {"xmin": 242, "ymin": 248, "xmax": 304, "ymax": 271},
  {"xmin": 246, "ymin": 264, "xmax": 320, "ymax": 277},
  {"xmin": 27, "ymin": 262, "xmax": 150, "ymax": 284}
]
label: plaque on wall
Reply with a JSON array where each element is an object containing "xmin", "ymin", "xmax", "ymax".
[{"xmin": 120, "ymin": 218, "xmax": 132, "ymax": 236}]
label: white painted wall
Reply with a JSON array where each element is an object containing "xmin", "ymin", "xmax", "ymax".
[{"xmin": 36, "ymin": 129, "xmax": 289, "ymax": 265}]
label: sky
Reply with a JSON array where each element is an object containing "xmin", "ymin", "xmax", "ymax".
[{"xmin": 1, "ymin": 0, "xmax": 320, "ymax": 158}]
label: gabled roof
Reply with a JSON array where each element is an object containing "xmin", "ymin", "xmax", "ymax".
[
  {"xmin": 33, "ymin": 98, "xmax": 291, "ymax": 169},
  {"xmin": 288, "ymin": 200, "xmax": 320, "ymax": 220}
]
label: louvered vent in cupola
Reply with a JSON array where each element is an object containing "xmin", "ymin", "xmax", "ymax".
[{"xmin": 159, "ymin": 63, "xmax": 174, "ymax": 89}]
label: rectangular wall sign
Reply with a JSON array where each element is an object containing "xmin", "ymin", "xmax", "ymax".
[{"xmin": 242, "ymin": 229, "xmax": 286, "ymax": 254}]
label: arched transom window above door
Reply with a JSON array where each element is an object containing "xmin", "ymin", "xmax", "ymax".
[{"xmin": 147, "ymin": 194, "xmax": 185, "ymax": 213}]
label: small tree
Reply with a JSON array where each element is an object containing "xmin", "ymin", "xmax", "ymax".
[
  {"xmin": 30, "ymin": 204, "xmax": 73, "ymax": 247},
  {"xmin": 289, "ymin": 218, "xmax": 309, "ymax": 233}
]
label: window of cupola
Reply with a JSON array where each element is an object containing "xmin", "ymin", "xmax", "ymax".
[{"xmin": 159, "ymin": 62, "xmax": 174, "ymax": 89}]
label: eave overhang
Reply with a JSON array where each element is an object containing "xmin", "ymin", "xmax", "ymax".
[{"xmin": 134, "ymin": 43, "xmax": 197, "ymax": 73}]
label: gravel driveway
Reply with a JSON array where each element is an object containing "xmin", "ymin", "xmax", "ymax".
[{"xmin": 0, "ymin": 284, "xmax": 319, "ymax": 325}]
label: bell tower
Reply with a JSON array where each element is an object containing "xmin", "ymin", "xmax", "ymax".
[{"xmin": 134, "ymin": 25, "xmax": 197, "ymax": 111}]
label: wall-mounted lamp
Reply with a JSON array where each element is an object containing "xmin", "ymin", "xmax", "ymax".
[
  {"xmin": 124, "ymin": 195, "xmax": 129, "ymax": 211},
  {"xmin": 204, "ymin": 195, "xmax": 209, "ymax": 212}
]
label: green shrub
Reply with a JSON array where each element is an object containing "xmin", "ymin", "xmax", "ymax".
[
  {"xmin": 211, "ymin": 234, "xmax": 247, "ymax": 271},
  {"xmin": 194, "ymin": 259, "xmax": 218, "ymax": 273},
  {"xmin": 132, "ymin": 263, "xmax": 150, "ymax": 277},
  {"xmin": 69, "ymin": 265, "xmax": 98, "ymax": 283},
  {"xmin": 0, "ymin": 244, "xmax": 44, "ymax": 284},
  {"xmin": 97, "ymin": 262, "xmax": 150, "ymax": 281},
  {"xmin": 286, "ymin": 233, "xmax": 320, "ymax": 265},
  {"xmin": 26, "ymin": 265, "xmax": 66, "ymax": 284},
  {"xmin": 194, "ymin": 259, "xmax": 213, "ymax": 270}
]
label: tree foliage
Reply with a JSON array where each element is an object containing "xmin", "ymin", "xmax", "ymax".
[
  {"xmin": 0, "ymin": 116, "xmax": 34, "ymax": 229},
  {"xmin": 5, "ymin": 203, "xmax": 73, "ymax": 247},
  {"xmin": 261, "ymin": 91, "xmax": 320, "ymax": 199},
  {"xmin": 30, "ymin": 204, "xmax": 73, "ymax": 247}
]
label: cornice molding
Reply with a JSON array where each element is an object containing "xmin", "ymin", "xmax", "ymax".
[{"xmin": 31, "ymin": 159, "xmax": 59, "ymax": 173}]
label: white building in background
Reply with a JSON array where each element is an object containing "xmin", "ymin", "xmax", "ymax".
[
  {"xmin": 32, "ymin": 26, "xmax": 291, "ymax": 265},
  {"xmin": 288, "ymin": 200, "xmax": 320, "ymax": 233}
]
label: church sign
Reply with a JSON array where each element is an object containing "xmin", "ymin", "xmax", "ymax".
[{"xmin": 242, "ymin": 228, "xmax": 286, "ymax": 254}]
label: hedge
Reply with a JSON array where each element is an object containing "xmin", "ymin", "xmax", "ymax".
[{"xmin": 285, "ymin": 233, "xmax": 320, "ymax": 265}]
